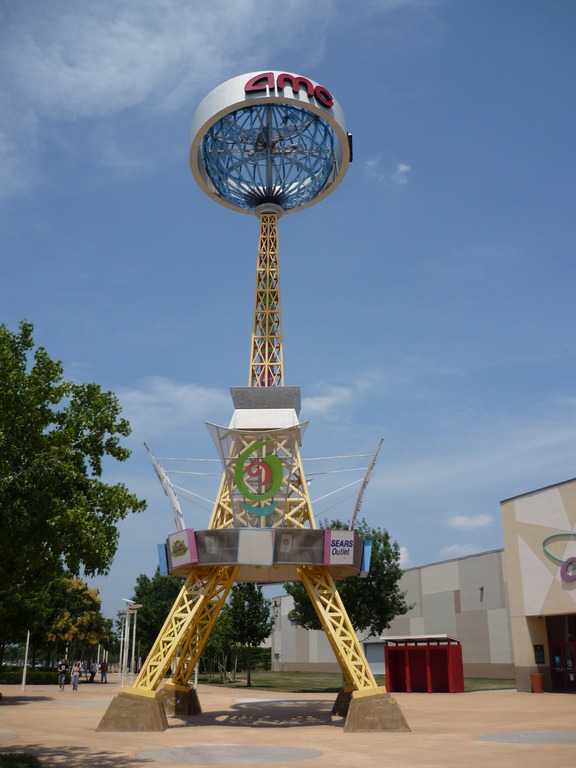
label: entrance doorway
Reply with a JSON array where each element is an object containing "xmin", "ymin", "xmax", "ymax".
[{"xmin": 547, "ymin": 614, "xmax": 576, "ymax": 692}]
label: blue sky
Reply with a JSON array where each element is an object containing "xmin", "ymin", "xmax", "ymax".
[{"xmin": 2, "ymin": 1, "xmax": 575, "ymax": 619}]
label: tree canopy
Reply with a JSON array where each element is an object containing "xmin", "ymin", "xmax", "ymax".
[
  {"xmin": 0, "ymin": 573, "xmax": 113, "ymax": 666},
  {"xmin": 0, "ymin": 320, "xmax": 146, "ymax": 600},
  {"xmin": 43, "ymin": 576, "xmax": 112, "ymax": 658},
  {"xmin": 284, "ymin": 518, "xmax": 410, "ymax": 637},
  {"xmin": 130, "ymin": 568, "xmax": 183, "ymax": 658}
]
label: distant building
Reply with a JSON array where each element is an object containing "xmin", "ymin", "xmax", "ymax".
[
  {"xmin": 375, "ymin": 549, "xmax": 513, "ymax": 678},
  {"xmin": 271, "ymin": 549, "xmax": 514, "ymax": 679}
]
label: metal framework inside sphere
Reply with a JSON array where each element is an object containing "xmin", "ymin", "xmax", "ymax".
[
  {"xmin": 203, "ymin": 104, "xmax": 335, "ymax": 212},
  {"xmin": 190, "ymin": 71, "xmax": 351, "ymax": 215}
]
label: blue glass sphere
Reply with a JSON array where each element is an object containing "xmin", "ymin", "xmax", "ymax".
[{"xmin": 200, "ymin": 103, "xmax": 337, "ymax": 212}]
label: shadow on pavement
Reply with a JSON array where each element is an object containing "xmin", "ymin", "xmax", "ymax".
[
  {"xmin": 170, "ymin": 698, "xmax": 344, "ymax": 729},
  {"xmin": 0, "ymin": 695, "xmax": 53, "ymax": 706}
]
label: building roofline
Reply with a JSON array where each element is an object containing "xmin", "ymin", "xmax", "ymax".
[
  {"xmin": 500, "ymin": 476, "xmax": 576, "ymax": 504},
  {"xmin": 402, "ymin": 547, "xmax": 504, "ymax": 573}
]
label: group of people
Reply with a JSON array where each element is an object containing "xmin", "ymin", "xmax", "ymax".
[{"xmin": 57, "ymin": 658, "xmax": 109, "ymax": 691}]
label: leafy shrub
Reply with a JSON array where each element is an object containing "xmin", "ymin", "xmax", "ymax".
[
  {"xmin": 0, "ymin": 668, "xmax": 62, "ymax": 685},
  {"xmin": 0, "ymin": 754, "xmax": 42, "ymax": 768}
]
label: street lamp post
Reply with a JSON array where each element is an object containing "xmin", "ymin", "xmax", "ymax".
[
  {"xmin": 130, "ymin": 603, "xmax": 142, "ymax": 685},
  {"xmin": 121, "ymin": 600, "xmax": 131, "ymax": 687},
  {"xmin": 118, "ymin": 614, "xmax": 125, "ymax": 677},
  {"xmin": 121, "ymin": 598, "xmax": 142, "ymax": 688}
]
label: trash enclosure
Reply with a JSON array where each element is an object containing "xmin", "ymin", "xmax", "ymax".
[{"xmin": 384, "ymin": 635, "xmax": 465, "ymax": 693}]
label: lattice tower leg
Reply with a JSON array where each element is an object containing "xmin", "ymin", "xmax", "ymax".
[
  {"xmin": 208, "ymin": 474, "xmax": 233, "ymax": 530},
  {"xmin": 249, "ymin": 210, "xmax": 283, "ymax": 387},
  {"xmin": 130, "ymin": 565, "xmax": 239, "ymax": 695},
  {"xmin": 297, "ymin": 565, "xmax": 379, "ymax": 692}
]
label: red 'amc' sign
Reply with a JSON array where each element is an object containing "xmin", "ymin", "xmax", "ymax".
[{"xmin": 245, "ymin": 72, "xmax": 334, "ymax": 109}]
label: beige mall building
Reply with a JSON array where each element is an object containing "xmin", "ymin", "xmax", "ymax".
[{"xmin": 270, "ymin": 477, "xmax": 576, "ymax": 693}]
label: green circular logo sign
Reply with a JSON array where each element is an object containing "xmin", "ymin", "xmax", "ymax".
[{"xmin": 234, "ymin": 440, "xmax": 283, "ymax": 516}]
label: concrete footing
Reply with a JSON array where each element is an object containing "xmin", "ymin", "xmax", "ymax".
[
  {"xmin": 96, "ymin": 685, "xmax": 408, "ymax": 734},
  {"xmin": 343, "ymin": 688, "xmax": 411, "ymax": 732},
  {"xmin": 96, "ymin": 691, "xmax": 169, "ymax": 732},
  {"xmin": 158, "ymin": 683, "xmax": 202, "ymax": 716}
]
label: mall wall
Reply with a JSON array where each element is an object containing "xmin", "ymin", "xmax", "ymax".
[
  {"xmin": 270, "ymin": 548, "xmax": 514, "ymax": 678},
  {"xmin": 379, "ymin": 549, "xmax": 514, "ymax": 678},
  {"xmin": 501, "ymin": 477, "xmax": 576, "ymax": 691}
]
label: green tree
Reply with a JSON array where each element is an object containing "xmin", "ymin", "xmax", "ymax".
[
  {"xmin": 0, "ymin": 584, "xmax": 49, "ymax": 666},
  {"xmin": 284, "ymin": 518, "xmax": 410, "ymax": 637},
  {"xmin": 0, "ymin": 320, "xmax": 146, "ymax": 602},
  {"xmin": 0, "ymin": 574, "xmax": 110, "ymax": 666},
  {"xmin": 202, "ymin": 604, "xmax": 234, "ymax": 682},
  {"xmin": 44, "ymin": 576, "xmax": 109, "ymax": 661},
  {"xmin": 227, "ymin": 582, "xmax": 274, "ymax": 687},
  {"xmin": 130, "ymin": 568, "xmax": 183, "ymax": 659}
]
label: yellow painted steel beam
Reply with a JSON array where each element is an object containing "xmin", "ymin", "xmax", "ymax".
[
  {"xmin": 170, "ymin": 564, "xmax": 239, "ymax": 687},
  {"xmin": 249, "ymin": 211, "xmax": 283, "ymax": 387},
  {"xmin": 284, "ymin": 453, "xmax": 317, "ymax": 529},
  {"xmin": 297, "ymin": 564, "xmax": 380, "ymax": 692},
  {"xmin": 208, "ymin": 475, "xmax": 233, "ymax": 529},
  {"xmin": 130, "ymin": 565, "xmax": 238, "ymax": 693}
]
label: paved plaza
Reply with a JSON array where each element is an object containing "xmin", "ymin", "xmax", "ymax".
[{"xmin": 1, "ymin": 676, "xmax": 575, "ymax": 767}]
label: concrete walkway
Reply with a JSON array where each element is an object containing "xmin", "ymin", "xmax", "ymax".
[{"xmin": 1, "ymin": 676, "xmax": 575, "ymax": 767}]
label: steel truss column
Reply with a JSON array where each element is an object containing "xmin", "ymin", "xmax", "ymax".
[
  {"xmin": 131, "ymin": 565, "xmax": 239, "ymax": 694},
  {"xmin": 297, "ymin": 564, "xmax": 379, "ymax": 692},
  {"xmin": 208, "ymin": 474, "xmax": 233, "ymax": 530},
  {"xmin": 249, "ymin": 208, "xmax": 283, "ymax": 387}
]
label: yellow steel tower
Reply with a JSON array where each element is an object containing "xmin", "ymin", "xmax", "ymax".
[{"xmin": 98, "ymin": 72, "xmax": 409, "ymax": 733}]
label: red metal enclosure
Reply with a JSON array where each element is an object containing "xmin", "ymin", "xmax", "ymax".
[{"xmin": 384, "ymin": 636, "xmax": 465, "ymax": 693}]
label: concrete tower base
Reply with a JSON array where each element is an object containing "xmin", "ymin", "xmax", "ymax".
[
  {"xmin": 158, "ymin": 682, "xmax": 202, "ymax": 716},
  {"xmin": 343, "ymin": 688, "xmax": 411, "ymax": 733},
  {"xmin": 96, "ymin": 691, "xmax": 168, "ymax": 732}
]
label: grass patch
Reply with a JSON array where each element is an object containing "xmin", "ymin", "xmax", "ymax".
[
  {"xmin": 0, "ymin": 754, "xmax": 42, "ymax": 768},
  {"xmin": 464, "ymin": 678, "xmax": 516, "ymax": 692},
  {"xmin": 198, "ymin": 671, "xmax": 358, "ymax": 692},
  {"xmin": 199, "ymin": 671, "xmax": 516, "ymax": 693}
]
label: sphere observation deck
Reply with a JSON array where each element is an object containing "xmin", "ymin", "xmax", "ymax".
[{"xmin": 190, "ymin": 71, "xmax": 352, "ymax": 214}]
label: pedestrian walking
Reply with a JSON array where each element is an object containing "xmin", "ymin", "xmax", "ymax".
[
  {"xmin": 57, "ymin": 658, "xmax": 69, "ymax": 691},
  {"xmin": 70, "ymin": 660, "xmax": 82, "ymax": 691},
  {"xmin": 100, "ymin": 659, "xmax": 109, "ymax": 684}
]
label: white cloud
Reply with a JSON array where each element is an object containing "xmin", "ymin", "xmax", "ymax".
[
  {"xmin": 399, "ymin": 546, "xmax": 412, "ymax": 568},
  {"xmin": 302, "ymin": 385, "xmax": 355, "ymax": 415},
  {"xmin": 0, "ymin": 1, "xmax": 334, "ymax": 199},
  {"xmin": 302, "ymin": 370, "xmax": 387, "ymax": 417},
  {"xmin": 118, "ymin": 376, "xmax": 230, "ymax": 440},
  {"xmin": 364, "ymin": 154, "xmax": 388, "ymax": 183},
  {"xmin": 364, "ymin": 156, "xmax": 411, "ymax": 185},
  {"xmin": 1, "ymin": 2, "xmax": 286, "ymax": 120},
  {"xmin": 0, "ymin": 0, "xmax": 440, "ymax": 201},
  {"xmin": 391, "ymin": 162, "xmax": 411, "ymax": 185},
  {"xmin": 446, "ymin": 514, "xmax": 493, "ymax": 530}
]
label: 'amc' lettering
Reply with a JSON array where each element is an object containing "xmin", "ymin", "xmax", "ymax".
[{"xmin": 245, "ymin": 72, "xmax": 334, "ymax": 109}]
